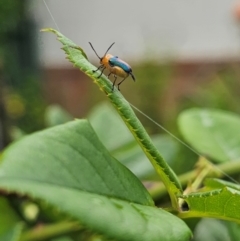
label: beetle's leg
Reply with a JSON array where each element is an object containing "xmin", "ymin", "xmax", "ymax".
[
  {"xmin": 112, "ymin": 75, "xmax": 117, "ymax": 91},
  {"xmin": 93, "ymin": 65, "xmax": 104, "ymax": 73},
  {"xmin": 117, "ymin": 75, "xmax": 129, "ymax": 91},
  {"xmin": 129, "ymin": 72, "xmax": 136, "ymax": 81},
  {"xmin": 97, "ymin": 67, "xmax": 106, "ymax": 78},
  {"xmin": 108, "ymin": 72, "xmax": 112, "ymax": 78}
]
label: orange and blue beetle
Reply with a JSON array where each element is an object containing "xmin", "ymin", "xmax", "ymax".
[{"xmin": 89, "ymin": 42, "xmax": 135, "ymax": 91}]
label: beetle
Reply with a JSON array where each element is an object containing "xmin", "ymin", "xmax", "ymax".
[{"xmin": 89, "ymin": 42, "xmax": 135, "ymax": 91}]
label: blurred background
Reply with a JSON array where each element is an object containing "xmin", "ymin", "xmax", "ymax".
[{"xmin": 1, "ymin": 0, "xmax": 240, "ymax": 149}]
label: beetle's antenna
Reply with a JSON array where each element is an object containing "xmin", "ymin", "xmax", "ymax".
[
  {"xmin": 89, "ymin": 42, "xmax": 101, "ymax": 59},
  {"xmin": 103, "ymin": 42, "xmax": 115, "ymax": 56}
]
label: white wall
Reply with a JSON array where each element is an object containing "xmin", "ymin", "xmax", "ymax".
[{"xmin": 30, "ymin": 0, "xmax": 240, "ymax": 67}]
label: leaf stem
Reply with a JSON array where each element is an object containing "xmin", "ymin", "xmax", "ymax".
[{"xmin": 19, "ymin": 221, "xmax": 81, "ymax": 241}]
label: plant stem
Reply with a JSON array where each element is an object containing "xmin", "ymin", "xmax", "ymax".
[{"xmin": 19, "ymin": 221, "xmax": 81, "ymax": 241}]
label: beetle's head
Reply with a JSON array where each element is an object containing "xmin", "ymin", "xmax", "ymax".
[
  {"xmin": 101, "ymin": 54, "xmax": 113, "ymax": 66},
  {"xmin": 89, "ymin": 42, "xmax": 115, "ymax": 64}
]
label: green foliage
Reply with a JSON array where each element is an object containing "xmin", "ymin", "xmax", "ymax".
[
  {"xmin": 193, "ymin": 219, "xmax": 240, "ymax": 241},
  {"xmin": 0, "ymin": 120, "xmax": 191, "ymax": 241},
  {"xmin": 180, "ymin": 179, "xmax": 240, "ymax": 223},
  {"xmin": 88, "ymin": 102, "xmax": 196, "ymax": 178},
  {"xmin": 0, "ymin": 197, "xmax": 21, "ymax": 235},
  {"xmin": 2, "ymin": 120, "xmax": 153, "ymax": 206},
  {"xmin": 0, "ymin": 0, "xmax": 24, "ymax": 37},
  {"xmin": 1, "ymin": 28, "xmax": 240, "ymax": 240},
  {"xmin": 0, "ymin": 224, "xmax": 23, "ymax": 241},
  {"xmin": 45, "ymin": 105, "xmax": 73, "ymax": 127},
  {"xmin": 87, "ymin": 102, "xmax": 134, "ymax": 151},
  {"xmin": 0, "ymin": 0, "xmax": 46, "ymax": 135},
  {"xmin": 178, "ymin": 108, "xmax": 240, "ymax": 162}
]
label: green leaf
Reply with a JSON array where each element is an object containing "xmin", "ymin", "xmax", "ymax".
[
  {"xmin": 178, "ymin": 108, "xmax": 240, "ymax": 162},
  {"xmin": 0, "ymin": 223, "xmax": 23, "ymax": 241},
  {"xmin": 88, "ymin": 102, "xmax": 134, "ymax": 151},
  {"xmin": 0, "ymin": 180, "xmax": 192, "ymax": 241},
  {"xmin": 179, "ymin": 178, "xmax": 240, "ymax": 223},
  {"xmin": 0, "ymin": 197, "xmax": 21, "ymax": 235},
  {"xmin": 194, "ymin": 219, "xmax": 240, "ymax": 241},
  {"xmin": 45, "ymin": 105, "xmax": 73, "ymax": 127},
  {"xmin": 0, "ymin": 117, "xmax": 191, "ymax": 240},
  {"xmin": 0, "ymin": 120, "xmax": 153, "ymax": 206}
]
